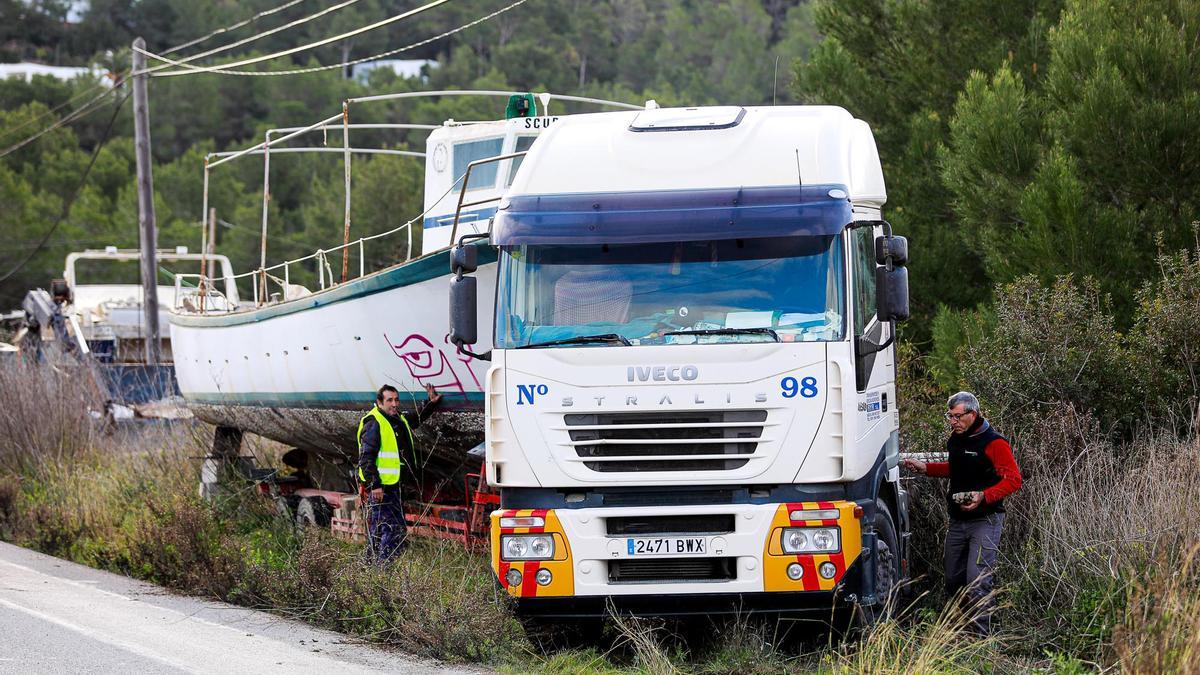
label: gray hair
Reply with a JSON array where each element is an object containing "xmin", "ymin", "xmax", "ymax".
[{"xmin": 947, "ymin": 391, "xmax": 980, "ymax": 413}]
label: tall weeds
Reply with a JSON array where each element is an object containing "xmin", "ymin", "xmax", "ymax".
[
  {"xmin": 0, "ymin": 360, "xmax": 101, "ymax": 475},
  {"xmin": 1115, "ymin": 545, "xmax": 1200, "ymax": 673},
  {"xmin": 824, "ymin": 602, "xmax": 1001, "ymax": 673}
]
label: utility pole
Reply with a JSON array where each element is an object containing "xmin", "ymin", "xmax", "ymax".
[{"xmin": 132, "ymin": 37, "xmax": 161, "ymax": 364}]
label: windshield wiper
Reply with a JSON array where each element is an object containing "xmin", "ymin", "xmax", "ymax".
[
  {"xmin": 663, "ymin": 327, "xmax": 780, "ymax": 342},
  {"xmin": 517, "ymin": 333, "xmax": 632, "ymax": 349}
]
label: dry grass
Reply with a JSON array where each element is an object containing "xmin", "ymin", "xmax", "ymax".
[
  {"xmin": 1115, "ymin": 545, "xmax": 1200, "ymax": 673},
  {"xmin": 607, "ymin": 614, "xmax": 680, "ymax": 675},
  {"xmin": 821, "ymin": 603, "xmax": 1001, "ymax": 674},
  {"xmin": 0, "ymin": 360, "xmax": 102, "ymax": 475}
]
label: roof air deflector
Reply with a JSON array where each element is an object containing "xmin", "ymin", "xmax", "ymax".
[{"xmin": 629, "ymin": 106, "xmax": 746, "ymax": 132}]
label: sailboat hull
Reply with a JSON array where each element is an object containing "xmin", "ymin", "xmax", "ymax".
[{"xmin": 169, "ymin": 251, "xmax": 496, "ymax": 475}]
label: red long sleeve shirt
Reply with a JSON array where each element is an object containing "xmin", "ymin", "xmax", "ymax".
[{"xmin": 926, "ymin": 437, "xmax": 1022, "ymax": 504}]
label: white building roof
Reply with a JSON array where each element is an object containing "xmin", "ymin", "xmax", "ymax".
[{"xmin": 0, "ymin": 63, "xmax": 112, "ymax": 85}]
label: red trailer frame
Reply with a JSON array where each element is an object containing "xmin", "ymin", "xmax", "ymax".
[{"xmin": 260, "ymin": 459, "xmax": 499, "ymax": 550}]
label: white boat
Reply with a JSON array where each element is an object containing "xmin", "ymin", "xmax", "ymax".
[
  {"xmin": 15, "ymin": 247, "xmax": 235, "ymax": 404},
  {"xmin": 169, "ymin": 93, "xmax": 642, "ymax": 479}
]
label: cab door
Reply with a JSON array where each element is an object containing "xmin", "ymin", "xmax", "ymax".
[{"xmin": 849, "ymin": 224, "xmax": 894, "ymax": 440}]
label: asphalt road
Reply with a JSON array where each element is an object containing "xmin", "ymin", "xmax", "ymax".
[{"xmin": 0, "ymin": 541, "xmax": 481, "ymax": 674}]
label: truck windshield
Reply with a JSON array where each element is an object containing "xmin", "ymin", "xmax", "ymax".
[{"xmin": 495, "ymin": 235, "xmax": 845, "ymax": 348}]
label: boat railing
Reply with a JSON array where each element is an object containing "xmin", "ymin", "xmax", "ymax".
[
  {"xmin": 175, "ymin": 147, "xmax": 533, "ymax": 316},
  {"xmin": 173, "ymin": 218, "xmax": 413, "ymax": 312},
  {"xmin": 178, "ymin": 90, "xmax": 648, "ymax": 316},
  {"xmin": 449, "ymin": 151, "xmax": 528, "ymax": 245}
]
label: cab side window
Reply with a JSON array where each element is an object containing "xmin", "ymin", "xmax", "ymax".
[{"xmin": 851, "ymin": 226, "xmax": 877, "ymax": 335}]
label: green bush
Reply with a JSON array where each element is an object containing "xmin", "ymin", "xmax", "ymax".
[
  {"xmin": 959, "ymin": 275, "xmax": 1133, "ymax": 433},
  {"xmin": 1128, "ymin": 237, "xmax": 1200, "ymax": 432},
  {"xmin": 928, "ymin": 303, "xmax": 995, "ymax": 391}
]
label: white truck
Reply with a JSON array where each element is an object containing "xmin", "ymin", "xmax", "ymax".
[{"xmin": 448, "ymin": 105, "xmax": 911, "ymax": 632}]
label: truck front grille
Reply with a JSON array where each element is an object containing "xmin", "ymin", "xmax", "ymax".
[
  {"xmin": 609, "ymin": 557, "xmax": 736, "ymax": 583},
  {"xmin": 606, "ymin": 514, "xmax": 736, "ymax": 536},
  {"xmin": 563, "ymin": 410, "xmax": 767, "ymax": 473}
]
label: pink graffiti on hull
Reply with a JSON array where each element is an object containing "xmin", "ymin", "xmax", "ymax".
[{"xmin": 384, "ymin": 332, "xmax": 483, "ymax": 399}]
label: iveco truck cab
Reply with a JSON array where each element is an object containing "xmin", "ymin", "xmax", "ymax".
[{"xmin": 448, "ymin": 105, "xmax": 911, "ymax": 625}]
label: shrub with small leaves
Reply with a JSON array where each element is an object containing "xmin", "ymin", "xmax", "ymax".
[
  {"xmin": 959, "ymin": 275, "xmax": 1132, "ymax": 434},
  {"xmin": 1128, "ymin": 236, "xmax": 1200, "ymax": 432}
]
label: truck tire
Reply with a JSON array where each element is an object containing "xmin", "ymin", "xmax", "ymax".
[
  {"xmin": 855, "ymin": 497, "xmax": 902, "ymax": 629},
  {"xmin": 295, "ymin": 497, "xmax": 333, "ymax": 529}
]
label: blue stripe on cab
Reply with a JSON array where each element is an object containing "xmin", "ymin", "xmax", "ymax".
[{"xmin": 492, "ymin": 184, "xmax": 853, "ymax": 246}]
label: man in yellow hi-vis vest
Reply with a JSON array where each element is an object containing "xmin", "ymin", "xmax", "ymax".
[{"xmin": 357, "ymin": 382, "xmax": 442, "ymax": 560}]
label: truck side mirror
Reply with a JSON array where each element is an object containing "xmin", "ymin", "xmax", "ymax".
[
  {"xmin": 875, "ymin": 234, "xmax": 908, "ymax": 267},
  {"xmin": 449, "ymin": 275, "xmax": 478, "ymax": 347},
  {"xmin": 876, "ymin": 266, "xmax": 910, "ymax": 321},
  {"xmin": 451, "ymin": 243, "xmax": 478, "ymax": 275}
]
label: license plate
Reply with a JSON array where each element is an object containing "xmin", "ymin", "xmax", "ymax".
[{"xmin": 626, "ymin": 537, "xmax": 707, "ymax": 556}]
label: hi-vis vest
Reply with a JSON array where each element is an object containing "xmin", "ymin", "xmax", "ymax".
[{"xmin": 356, "ymin": 406, "xmax": 414, "ymax": 486}]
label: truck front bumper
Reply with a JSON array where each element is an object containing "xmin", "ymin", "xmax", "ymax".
[{"xmin": 491, "ymin": 500, "xmax": 865, "ymax": 609}]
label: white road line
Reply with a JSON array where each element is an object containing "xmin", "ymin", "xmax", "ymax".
[
  {"xmin": 0, "ymin": 597, "xmax": 190, "ymax": 672},
  {"xmin": 0, "ymin": 556, "xmax": 396, "ymax": 673}
]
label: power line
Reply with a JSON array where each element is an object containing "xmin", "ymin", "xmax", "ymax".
[
  {"xmin": 139, "ymin": 0, "xmax": 454, "ymax": 77},
  {"xmin": 142, "ymin": 0, "xmax": 530, "ymax": 78},
  {"xmin": 0, "ymin": 76, "xmax": 123, "ymax": 142},
  {"xmin": 0, "ymin": 0, "xmax": 329, "ymax": 143},
  {"xmin": 141, "ymin": 0, "xmax": 363, "ymax": 77},
  {"xmin": 161, "ymin": 0, "xmax": 309, "ymax": 55},
  {"xmin": 0, "ymin": 92, "xmax": 131, "ymax": 284},
  {"xmin": 0, "ymin": 85, "xmax": 125, "ymax": 160}
]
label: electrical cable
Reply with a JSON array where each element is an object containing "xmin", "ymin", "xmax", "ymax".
[
  {"xmin": 0, "ymin": 85, "xmax": 125, "ymax": 159},
  {"xmin": 1, "ymin": 0, "xmax": 328, "ymax": 140},
  {"xmin": 138, "ymin": 0, "xmax": 453, "ymax": 77},
  {"xmin": 161, "ymin": 0, "xmax": 308, "ymax": 55},
  {"xmin": 0, "ymin": 92, "xmax": 131, "ymax": 284},
  {"xmin": 0, "ymin": 75, "xmax": 125, "ymax": 142},
  {"xmin": 140, "ymin": 0, "xmax": 363, "ymax": 77},
  {"xmin": 140, "ymin": 0, "xmax": 529, "ymax": 78}
]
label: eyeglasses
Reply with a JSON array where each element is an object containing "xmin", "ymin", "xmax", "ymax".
[{"xmin": 944, "ymin": 411, "xmax": 973, "ymax": 421}]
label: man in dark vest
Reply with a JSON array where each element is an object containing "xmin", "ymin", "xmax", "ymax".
[
  {"xmin": 357, "ymin": 382, "xmax": 442, "ymax": 561},
  {"xmin": 902, "ymin": 391, "xmax": 1022, "ymax": 634}
]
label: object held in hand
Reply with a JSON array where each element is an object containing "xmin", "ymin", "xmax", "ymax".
[{"xmin": 952, "ymin": 491, "xmax": 973, "ymax": 505}]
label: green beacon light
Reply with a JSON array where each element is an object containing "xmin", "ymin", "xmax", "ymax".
[{"xmin": 505, "ymin": 93, "xmax": 537, "ymax": 119}]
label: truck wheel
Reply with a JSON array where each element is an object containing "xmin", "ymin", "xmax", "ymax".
[
  {"xmin": 857, "ymin": 498, "xmax": 901, "ymax": 628},
  {"xmin": 518, "ymin": 615, "xmax": 604, "ymax": 654},
  {"xmin": 295, "ymin": 497, "xmax": 332, "ymax": 529}
]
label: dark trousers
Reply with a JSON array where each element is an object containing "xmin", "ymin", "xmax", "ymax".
[
  {"xmin": 944, "ymin": 512, "xmax": 1004, "ymax": 634},
  {"xmin": 366, "ymin": 485, "xmax": 408, "ymax": 562}
]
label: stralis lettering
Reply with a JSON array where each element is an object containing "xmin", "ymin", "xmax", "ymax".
[
  {"xmin": 561, "ymin": 391, "xmax": 767, "ymax": 407},
  {"xmin": 627, "ymin": 365, "xmax": 699, "ymax": 382}
]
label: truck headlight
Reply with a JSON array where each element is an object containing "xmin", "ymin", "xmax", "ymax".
[
  {"xmin": 781, "ymin": 527, "xmax": 840, "ymax": 553},
  {"xmin": 501, "ymin": 534, "xmax": 555, "ymax": 560}
]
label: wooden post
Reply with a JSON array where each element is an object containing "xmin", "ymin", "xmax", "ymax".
[
  {"xmin": 198, "ymin": 207, "xmax": 216, "ymax": 312},
  {"xmin": 259, "ymin": 133, "xmax": 270, "ymax": 305},
  {"xmin": 341, "ymin": 100, "xmax": 351, "ymax": 283},
  {"xmin": 208, "ymin": 207, "xmax": 217, "ymax": 278},
  {"xmin": 132, "ymin": 37, "xmax": 161, "ymax": 364}
]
